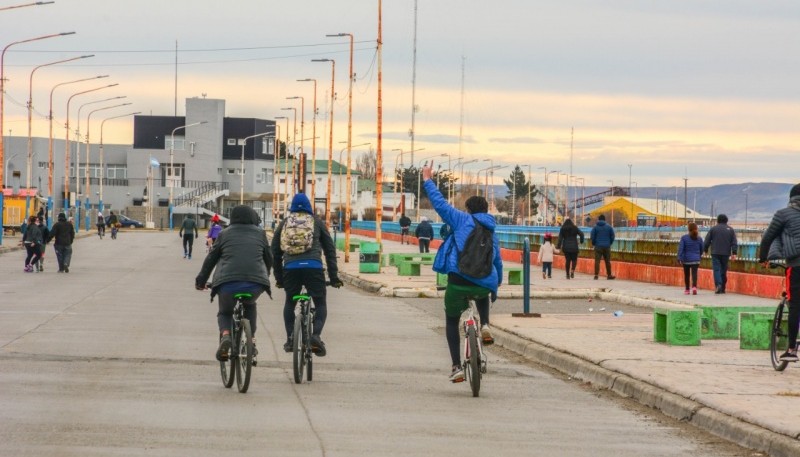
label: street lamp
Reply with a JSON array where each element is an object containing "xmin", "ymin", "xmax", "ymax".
[
  {"xmin": 240, "ymin": 132, "xmax": 272, "ymax": 204},
  {"xmin": 99, "ymin": 111, "xmax": 139, "ymax": 213},
  {"xmin": 4, "ymin": 151, "xmax": 20, "ymax": 188},
  {"xmin": 326, "ymin": 32, "xmax": 355, "ymax": 262},
  {"xmin": 546, "ymin": 170, "xmax": 560, "ymax": 225},
  {"xmin": 85, "ymin": 102, "xmax": 131, "ymax": 229},
  {"xmin": 297, "ymin": 79, "xmax": 318, "ymax": 201},
  {"xmin": 168, "ymin": 120, "xmax": 207, "ymax": 229},
  {"xmin": 280, "ymin": 106, "xmax": 297, "ymax": 194},
  {"xmin": 25, "ymin": 54, "xmax": 94, "ymax": 221},
  {"xmin": 311, "ymin": 58, "xmax": 336, "ymax": 227},
  {"xmin": 275, "ymin": 115, "xmax": 290, "ymax": 215},
  {"xmin": 417, "ymin": 153, "xmax": 447, "ymax": 222},
  {"xmin": 286, "ymin": 96, "xmax": 305, "ymax": 191}
]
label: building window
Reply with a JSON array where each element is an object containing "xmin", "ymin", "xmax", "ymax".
[
  {"xmin": 256, "ymin": 171, "xmax": 266, "ymax": 184},
  {"xmin": 37, "ymin": 161, "xmax": 48, "ymax": 169},
  {"xmin": 227, "ymin": 168, "xmax": 235, "ymax": 175},
  {"xmin": 266, "ymin": 169, "xmax": 274, "ymax": 184},
  {"xmin": 107, "ymin": 165, "xmax": 127, "ymax": 179},
  {"xmin": 239, "ymin": 168, "xmax": 245, "ymax": 175},
  {"xmin": 227, "ymin": 139, "xmax": 236, "ymax": 146},
  {"xmin": 165, "ymin": 136, "xmax": 185, "ymax": 150}
]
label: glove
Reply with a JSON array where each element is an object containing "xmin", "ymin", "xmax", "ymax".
[
  {"xmin": 490, "ymin": 291, "xmax": 497, "ymax": 303},
  {"xmin": 330, "ymin": 276, "xmax": 343, "ymax": 288},
  {"xmin": 195, "ymin": 282, "xmax": 206, "ymax": 291}
]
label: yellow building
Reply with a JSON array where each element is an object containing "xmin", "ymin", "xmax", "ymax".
[{"xmin": 588, "ymin": 196, "xmax": 713, "ymax": 227}]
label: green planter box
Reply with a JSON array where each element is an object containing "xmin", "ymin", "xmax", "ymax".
[
  {"xmin": 739, "ymin": 312, "xmax": 786, "ymax": 350},
  {"xmin": 359, "ymin": 241, "xmax": 381, "ymax": 273},
  {"xmin": 699, "ymin": 306, "xmax": 771, "ymax": 339},
  {"xmin": 654, "ymin": 308, "xmax": 701, "ymax": 346}
]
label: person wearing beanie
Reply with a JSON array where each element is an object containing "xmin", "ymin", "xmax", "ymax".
[
  {"xmin": 48, "ymin": 212, "xmax": 74, "ymax": 272},
  {"xmin": 272, "ymin": 193, "xmax": 341, "ymax": 357},
  {"xmin": 703, "ymin": 213, "xmax": 738, "ymax": 294},
  {"xmin": 759, "ymin": 183, "xmax": 800, "ymax": 361},
  {"xmin": 196, "ymin": 205, "xmax": 273, "ymax": 365},
  {"xmin": 590, "ymin": 214, "xmax": 616, "ymax": 280},
  {"xmin": 415, "ymin": 216, "xmax": 434, "ymax": 253}
]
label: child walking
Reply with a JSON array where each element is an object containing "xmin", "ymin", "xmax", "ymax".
[
  {"xmin": 678, "ymin": 222, "xmax": 703, "ymax": 295},
  {"xmin": 537, "ymin": 233, "xmax": 559, "ymax": 279}
]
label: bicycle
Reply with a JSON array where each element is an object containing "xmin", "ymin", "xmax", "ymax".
[
  {"xmin": 461, "ymin": 298, "xmax": 488, "ymax": 397},
  {"xmin": 209, "ymin": 285, "xmax": 255, "ymax": 393},
  {"xmin": 769, "ymin": 263, "xmax": 796, "ymax": 371},
  {"xmin": 292, "ymin": 287, "xmax": 316, "ymax": 384}
]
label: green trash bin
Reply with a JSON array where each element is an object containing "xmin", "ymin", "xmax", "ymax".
[{"xmin": 359, "ymin": 241, "xmax": 381, "ymax": 273}]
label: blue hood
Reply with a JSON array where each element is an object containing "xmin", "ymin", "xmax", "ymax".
[
  {"xmin": 289, "ymin": 193, "xmax": 313, "ymax": 215},
  {"xmin": 472, "ymin": 212, "xmax": 497, "ymax": 232}
]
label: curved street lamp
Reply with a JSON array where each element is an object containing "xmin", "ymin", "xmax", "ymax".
[
  {"xmin": 311, "ymin": 58, "xmax": 336, "ymax": 227},
  {"xmin": 168, "ymin": 121, "xmax": 207, "ymax": 228},
  {"xmin": 99, "ymin": 111, "xmax": 140, "ymax": 212}
]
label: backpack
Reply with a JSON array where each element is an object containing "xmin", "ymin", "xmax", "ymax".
[
  {"xmin": 457, "ymin": 216, "xmax": 494, "ymax": 278},
  {"xmin": 280, "ymin": 212, "xmax": 316, "ymax": 255}
]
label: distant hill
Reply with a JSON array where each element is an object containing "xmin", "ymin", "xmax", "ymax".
[{"xmin": 485, "ymin": 182, "xmax": 794, "ymax": 223}]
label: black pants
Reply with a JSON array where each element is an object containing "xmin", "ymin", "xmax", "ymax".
[
  {"xmin": 683, "ymin": 264, "xmax": 699, "ymax": 289},
  {"xmin": 183, "ymin": 235, "xmax": 195, "ymax": 256},
  {"xmin": 282, "ymin": 268, "xmax": 328, "ymax": 340},
  {"xmin": 24, "ymin": 244, "xmax": 41, "ymax": 267},
  {"xmin": 593, "ymin": 247, "xmax": 612, "ymax": 277},
  {"xmin": 419, "ymin": 238, "xmax": 430, "ymax": 253},
  {"xmin": 445, "ymin": 295, "xmax": 490, "ymax": 367},
  {"xmin": 217, "ymin": 290, "xmax": 262, "ymax": 335},
  {"xmin": 786, "ymin": 266, "xmax": 800, "ymax": 351},
  {"xmin": 563, "ymin": 251, "xmax": 578, "ymax": 276},
  {"xmin": 54, "ymin": 244, "xmax": 72, "ymax": 270}
]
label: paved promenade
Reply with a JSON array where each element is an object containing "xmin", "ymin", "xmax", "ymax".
[{"xmin": 339, "ymin": 233, "xmax": 800, "ymax": 457}]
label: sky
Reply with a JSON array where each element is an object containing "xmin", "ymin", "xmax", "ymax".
[{"xmin": 1, "ymin": 0, "xmax": 798, "ymax": 188}]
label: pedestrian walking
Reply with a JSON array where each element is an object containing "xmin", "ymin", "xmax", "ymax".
[
  {"xmin": 37, "ymin": 217, "xmax": 50, "ymax": 272},
  {"xmin": 590, "ymin": 214, "xmax": 616, "ymax": 280},
  {"xmin": 415, "ymin": 216, "xmax": 434, "ymax": 253},
  {"xmin": 537, "ymin": 233, "xmax": 558, "ymax": 279},
  {"xmin": 48, "ymin": 212, "xmax": 75, "ymax": 273},
  {"xmin": 677, "ymin": 222, "xmax": 703, "ymax": 295},
  {"xmin": 399, "ymin": 213, "xmax": 412, "ymax": 244},
  {"xmin": 556, "ymin": 217, "xmax": 584, "ymax": 279},
  {"xmin": 758, "ymin": 183, "xmax": 800, "ymax": 361},
  {"xmin": 179, "ymin": 214, "xmax": 199, "ymax": 259},
  {"xmin": 96, "ymin": 211, "xmax": 105, "ymax": 238},
  {"xmin": 703, "ymin": 214, "xmax": 738, "ymax": 294},
  {"xmin": 22, "ymin": 215, "xmax": 43, "ymax": 272}
]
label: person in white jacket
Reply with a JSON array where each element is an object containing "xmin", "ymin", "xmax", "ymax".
[{"xmin": 537, "ymin": 233, "xmax": 559, "ymax": 279}]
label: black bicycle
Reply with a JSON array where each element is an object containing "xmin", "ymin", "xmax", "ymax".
[
  {"xmin": 769, "ymin": 263, "xmax": 796, "ymax": 371},
  {"xmin": 211, "ymin": 287, "xmax": 255, "ymax": 393},
  {"xmin": 292, "ymin": 288, "xmax": 315, "ymax": 384},
  {"xmin": 461, "ymin": 298, "xmax": 488, "ymax": 397}
]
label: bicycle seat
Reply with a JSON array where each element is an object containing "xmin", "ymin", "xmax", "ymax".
[
  {"xmin": 292, "ymin": 294, "xmax": 311, "ymax": 302},
  {"xmin": 233, "ymin": 292, "xmax": 254, "ymax": 300}
]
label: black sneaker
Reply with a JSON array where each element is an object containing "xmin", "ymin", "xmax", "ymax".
[
  {"xmin": 593, "ymin": 275, "xmax": 598, "ymax": 280},
  {"xmin": 607, "ymin": 275, "xmax": 616, "ymax": 280},
  {"xmin": 310, "ymin": 335, "xmax": 327, "ymax": 357},
  {"xmin": 779, "ymin": 351, "xmax": 799, "ymax": 362},
  {"xmin": 216, "ymin": 334, "xmax": 232, "ymax": 361},
  {"xmin": 283, "ymin": 338, "xmax": 293, "ymax": 353}
]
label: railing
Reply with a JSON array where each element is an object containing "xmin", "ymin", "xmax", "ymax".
[
  {"xmin": 62, "ymin": 177, "xmax": 228, "ymax": 189},
  {"xmin": 173, "ymin": 181, "xmax": 229, "ymax": 207}
]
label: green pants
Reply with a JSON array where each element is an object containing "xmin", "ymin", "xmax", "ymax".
[{"xmin": 444, "ymin": 283, "xmax": 490, "ymax": 318}]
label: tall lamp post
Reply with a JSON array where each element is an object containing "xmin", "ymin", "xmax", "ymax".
[
  {"xmin": 240, "ymin": 132, "xmax": 271, "ymax": 204},
  {"xmin": 297, "ymin": 79, "xmax": 317, "ymax": 202},
  {"xmin": 280, "ymin": 107, "xmax": 297, "ymax": 196},
  {"xmin": 0, "ymin": 30, "xmax": 74, "ymax": 245},
  {"xmin": 167, "ymin": 121, "xmax": 206, "ymax": 229},
  {"xmin": 285, "ymin": 96, "xmax": 305, "ymax": 192},
  {"xmin": 85, "ymin": 102, "xmax": 131, "ymax": 229},
  {"xmin": 311, "ymin": 58, "xmax": 336, "ymax": 227},
  {"xmin": 326, "ymin": 32, "xmax": 355, "ymax": 262},
  {"xmin": 99, "ymin": 111, "xmax": 139, "ymax": 213},
  {"xmin": 275, "ymin": 115, "xmax": 289, "ymax": 215}
]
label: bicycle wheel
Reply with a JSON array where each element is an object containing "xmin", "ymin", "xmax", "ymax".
[
  {"xmin": 235, "ymin": 319, "xmax": 254, "ymax": 393},
  {"xmin": 219, "ymin": 328, "xmax": 235, "ymax": 388},
  {"xmin": 770, "ymin": 303, "xmax": 788, "ymax": 371},
  {"xmin": 306, "ymin": 314, "xmax": 314, "ymax": 382},
  {"xmin": 466, "ymin": 326, "xmax": 481, "ymax": 397},
  {"xmin": 292, "ymin": 315, "xmax": 305, "ymax": 384}
]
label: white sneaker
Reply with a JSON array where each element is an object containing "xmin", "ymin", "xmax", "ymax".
[
  {"xmin": 481, "ymin": 324, "xmax": 494, "ymax": 345},
  {"xmin": 449, "ymin": 365, "xmax": 465, "ymax": 383}
]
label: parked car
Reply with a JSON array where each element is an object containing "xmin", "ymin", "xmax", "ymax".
[{"xmin": 105, "ymin": 214, "xmax": 144, "ymax": 228}]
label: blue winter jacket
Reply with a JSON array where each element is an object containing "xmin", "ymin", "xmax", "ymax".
[
  {"xmin": 590, "ymin": 220, "xmax": 615, "ymax": 248},
  {"xmin": 424, "ymin": 180, "xmax": 503, "ymax": 292},
  {"xmin": 677, "ymin": 234, "xmax": 703, "ymax": 264}
]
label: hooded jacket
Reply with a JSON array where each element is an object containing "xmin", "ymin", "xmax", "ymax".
[
  {"xmin": 415, "ymin": 218, "xmax": 434, "ymax": 239},
  {"xmin": 703, "ymin": 222, "xmax": 738, "ymax": 257},
  {"xmin": 271, "ymin": 193, "xmax": 339, "ymax": 281},
  {"xmin": 678, "ymin": 234, "xmax": 704, "ymax": 264},
  {"xmin": 759, "ymin": 196, "xmax": 800, "ymax": 267},
  {"xmin": 424, "ymin": 179, "xmax": 503, "ymax": 293},
  {"xmin": 590, "ymin": 220, "xmax": 615, "ymax": 248},
  {"xmin": 556, "ymin": 220, "xmax": 584, "ymax": 253},
  {"xmin": 195, "ymin": 205, "xmax": 273, "ymax": 292},
  {"xmin": 49, "ymin": 213, "xmax": 75, "ymax": 246}
]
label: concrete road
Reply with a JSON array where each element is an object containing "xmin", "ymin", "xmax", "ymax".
[{"xmin": 0, "ymin": 231, "xmax": 754, "ymax": 456}]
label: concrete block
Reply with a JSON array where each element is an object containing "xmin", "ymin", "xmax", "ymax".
[
  {"xmin": 739, "ymin": 311, "xmax": 786, "ymax": 350},
  {"xmin": 507, "ymin": 267, "xmax": 523, "ymax": 285},
  {"xmin": 396, "ymin": 261, "xmax": 421, "ymax": 276},
  {"xmin": 654, "ymin": 308, "xmax": 701, "ymax": 346},
  {"xmin": 700, "ymin": 306, "xmax": 771, "ymax": 339}
]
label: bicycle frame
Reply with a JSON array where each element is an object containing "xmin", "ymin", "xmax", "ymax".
[{"xmin": 292, "ymin": 289, "xmax": 315, "ymax": 384}]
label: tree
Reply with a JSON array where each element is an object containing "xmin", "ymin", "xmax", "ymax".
[
  {"xmin": 356, "ymin": 149, "xmax": 379, "ymax": 181},
  {"xmin": 503, "ymin": 165, "xmax": 539, "ymax": 223}
]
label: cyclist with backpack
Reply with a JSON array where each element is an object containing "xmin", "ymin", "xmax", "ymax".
[
  {"xmin": 272, "ymin": 193, "xmax": 342, "ymax": 357},
  {"xmin": 421, "ymin": 162, "xmax": 503, "ymax": 383}
]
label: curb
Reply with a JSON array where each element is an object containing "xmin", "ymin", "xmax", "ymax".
[{"xmin": 341, "ymin": 269, "xmax": 800, "ymax": 457}]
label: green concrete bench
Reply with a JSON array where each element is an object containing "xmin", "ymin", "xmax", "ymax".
[
  {"xmin": 739, "ymin": 312, "xmax": 787, "ymax": 350},
  {"xmin": 396, "ymin": 260, "xmax": 428, "ymax": 276},
  {"xmin": 698, "ymin": 306, "xmax": 772, "ymax": 340},
  {"xmin": 654, "ymin": 308, "xmax": 701, "ymax": 346},
  {"xmin": 390, "ymin": 253, "xmax": 435, "ymax": 266},
  {"xmin": 436, "ymin": 272, "xmax": 448, "ymax": 287},
  {"xmin": 507, "ymin": 267, "xmax": 523, "ymax": 285},
  {"xmin": 335, "ymin": 238, "xmax": 359, "ymax": 252}
]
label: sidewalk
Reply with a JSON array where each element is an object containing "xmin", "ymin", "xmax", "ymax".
[{"xmin": 338, "ymin": 233, "xmax": 800, "ymax": 457}]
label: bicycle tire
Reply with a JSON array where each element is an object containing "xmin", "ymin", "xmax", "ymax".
[
  {"xmin": 236, "ymin": 319, "xmax": 254, "ymax": 393},
  {"xmin": 292, "ymin": 316, "xmax": 305, "ymax": 384},
  {"xmin": 770, "ymin": 303, "xmax": 789, "ymax": 372},
  {"xmin": 306, "ymin": 312, "xmax": 314, "ymax": 382},
  {"xmin": 219, "ymin": 327, "xmax": 235, "ymax": 388},
  {"xmin": 467, "ymin": 326, "xmax": 481, "ymax": 397}
]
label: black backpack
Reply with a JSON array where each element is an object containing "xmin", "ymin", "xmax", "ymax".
[{"xmin": 457, "ymin": 216, "xmax": 494, "ymax": 278}]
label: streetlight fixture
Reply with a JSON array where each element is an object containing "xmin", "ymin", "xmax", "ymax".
[
  {"xmin": 275, "ymin": 115, "xmax": 290, "ymax": 215},
  {"xmin": 416, "ymin": 153, "xmax": 447, "ymax": 221},
  {"xmin": 326, "ymin": 32, "xmax": 355, "ymax": 262},
  {"xmin": 25, "ymin": 54, "xmax": 94, "ymax": 221},
  {"xmin": 286, "ymin": 96, "xmax": 305, "ymax": 191},
  {"xmin": 240, "ymin": 132, "xmax": 272, "ymax": 204},
  {"xmin": 297, "ymin": 79, "xmax": 318, "ymax": 201},
  {"xmin": 280, "ymin": 106, "xmax": 297, "ymax": 194},
  {"xmin": 167, "ymin": 120, "xmax": 207, "ymax": 228},
  {"xmin": 311, "ymin": 58, "xmax": 336, "ymax": 227},
  {"xmin": 99, "ymin": 111, "xmax": 139, "ymax": 213}
]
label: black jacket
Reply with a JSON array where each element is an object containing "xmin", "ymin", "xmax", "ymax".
[
  {"xmin": 557, "ymin": 223, "xmax": 584, "ymax": 253},
  {"xmin": 399, "ymin": 216, "xmax": 411, "ymax": 228},
  {"xmin": 49, "ymin": 218, "xmax": 74, "ymax": 246},
  {"xmin": 415, "ymin": 220, "xmax": 434, "ymax": 239},
  {"xmin": 23, "ymin": 223, "xmax": 43, "ymax": 245},
  {"xmin": 759, "ymin": 197, "xmax": 800, "ymax": 267},
  {"xmin": 195, "ymin": 206, "xmax": 273, "ymax": 292},
  {"xmin": 704, "ymin": 223, "xmax": 738, "ymax": 257},
  {"xmin": 271, "ymin": 214, "xmax": 338, "ymax": 282}
]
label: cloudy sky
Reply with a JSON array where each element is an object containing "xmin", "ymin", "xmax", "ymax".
[{"xmin": 2, "ymin": 0, "xmax": 798, "ymax": 187}]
